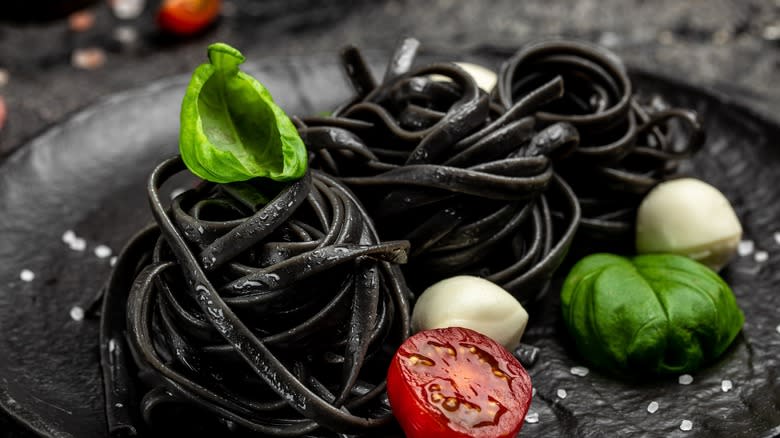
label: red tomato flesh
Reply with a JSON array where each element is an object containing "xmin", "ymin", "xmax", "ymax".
[
  {"xmin": 157, "ymin": 0, "xmax": 221, "ymax": 36},
  {"xmin": 387, "ymin": 327, "xmax": 533, "ymax": 438}
]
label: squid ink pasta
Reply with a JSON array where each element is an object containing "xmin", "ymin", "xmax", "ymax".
[
  {"xmin": 299, "ymin": 38, "xmax": 581, "ymax": 303},
  {"xmin": 100, "ymin": 156, "xmax": 411, "ymax": 437},
  {"xmin": 497, "ymin": 40, "xmax": 705, "ymax": 245},
  {"xmin": 98, "ymin": 38, "xmax": 710, "ymax": 438}
]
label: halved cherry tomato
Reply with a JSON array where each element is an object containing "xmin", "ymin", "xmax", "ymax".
[
  {"xmin": 157, "ymin": 0, "xmax": 221, "ymax": 36},
  {"xmin": 387, "ymin": 327, "xmax": 532, "ymax": 438}
]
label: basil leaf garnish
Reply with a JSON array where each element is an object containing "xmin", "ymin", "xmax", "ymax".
[
  {"xmin": 179, "ymin": 43, "xmax": 307, "ymax": 183},
  {"xmin": 561, "ymin": 253, "xmax": 744, "ymax": 375}
]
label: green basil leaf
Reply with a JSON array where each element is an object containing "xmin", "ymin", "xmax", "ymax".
[
  {"xmin": 179, "ymin": 43, "xmax": 308, "ymax": 183},
  {"xmin": 561, "ymin": 253, "xmax": 744, "ymax": 376}
]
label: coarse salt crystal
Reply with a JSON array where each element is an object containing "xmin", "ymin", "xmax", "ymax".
[
  {"xmin": 754, "ymin": 251, "xmax": 769, "ymax": 263},
  {"xmin": 62, "ymin": 230, "xmax": 76, "ymax": 244},
  {"xmin": 763, "ymin": 24, "xmax": 780, "ymax": 41},
  {"xmin": 647, "ymin": 401, "xmax": 659, "ymax": 413},
  {"xmin": 774, "ymin": 232, "xmax": 780, "ymax": 245},
  {"xmin": 94, "ymin": 245, "xmax": 112, "ymax": 259},
  {"xmin": 114, "ymin": 26, "xmax": 138, "ymax": 45},
  {"xmin": 110, "ymin": 256, "xmax": 118, "ymax": 267},
  {"xmin": 776, "ymin": 324, "xmax": 780, "ymax": 335},
  {"xmin": 20, "ymin": 269, "xmax": 35, "ymax": 282},
  {"xmin": 525, "ymin": 412, "xmax": 539, "ymax": 424},
  {"xmin": 0, "ymin": 69, "xmax": 8, "ymax": 87},
  {"xmin": 678, "ymin": 374, "xmax": 693, "ymax": 385},
  {"xmin": 71, "ymin": 48, "xmax": 106, "ymax": 70},
  {"xmin": 737, "ymin": 240, "xmax": 754, "ymax": 256},
  {"xmin": 556, "ymin": 389, "xmax": 567, "ymax": 399},
  {"xmin": 70, "ymin": 306, "xmax": 85, "ymax": 321},
  {"xmin": 721, "ymin": 380, "xmax": 733, "ymax": 392},
  {"xmin": 598, "ymin": 31, "xmax": 621, "ymax": 48},
  {"xmin": 69, "ymin": 237, "xmax": 87, "ymax": 251},
  {"xmin": 570, "ymin": 366, "xmax": 589, "ymax": 377},
  {"xmin": 110, "ymin": 0, "xmax": 146, "ymax": 19},
  {"xmin": 680, "ymin": 420, "xmax": 693, "ymax": 431}
]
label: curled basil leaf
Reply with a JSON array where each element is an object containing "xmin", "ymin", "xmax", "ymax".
[
  {"xmin": 561, "ymin": 253, "xmax": 744, "ymax": 375},
  {"xmin": 180, "ymin": 43, "xmax": 307, "ymax": 183}
]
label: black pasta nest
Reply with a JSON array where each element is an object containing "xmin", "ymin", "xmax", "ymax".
[
  {"xmin": 100, "ymin": 38, "xmax": 705, "ymax": 438},
  {"xmin": 300, "ymin": 38, "xmax": 702, "ymax": 301},
  {"xmin": 101, "ymin": 157, "xmax": 411, "ymax": 437}
]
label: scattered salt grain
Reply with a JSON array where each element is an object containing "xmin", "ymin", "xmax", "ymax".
[
  {"xmin": 556, "ymin": 389, "xmax": 567, "ymax": 399},
  {"xmin": 721, "ymin": 380, "xmax": 733, "ymax": 392},
  {"xmin": 678, "ymin": 374, "xmax": 693, "ymax": 385},
  {"xmin": 525, "ymin": 412, "xmax": 539, "ymax": 424},
  {"xmin": 774, "ymin": 232, "xmax": 780, "ymax": 245},
  {"xmin": 754, "ymin": 251, "xmax": 769, "ymax": 263},
  {"xmin": 62, "ymin": 230, "xmax": 76, "ymax": 244},
  {"xmin": 70, "ymin": 306, "xmax": 85, "ymax": 321},
  {"xmin": 776, "ymin": 324, "xmax": 780, "ymax": 335},
  {"xmin": 680, "ymin": 420, "xmax": 693, "ymax": 431},
  {"xmin": 94, "ymin": 245, "xmax": 112, "ymax": 259},
  {"xmin": 20, "ymin": 269, "xmax": 35, "ymax": 282},
  {"xmin": 570, "ymin": 366, "xmax": 590, "ymax": 377},
  {"xmin": 647, "ymin": 401, "xmax": 659, "ymax": 414},
  {"xmin": 598, "ymin": 31, "xmax": 621, "ymax": 48},
  {"xmin": 763, "ymin": 24, "xmax": 780, "ymax": 41},
  {"xmin": 110, "ymin": 0, "xmax": 146, "ymax": 19},
  {"xmin": 110, "ymin": 256, "xmax": 118, "ymax": 267},
  {"xmin": 71, "ymin": 48, "xmax": 106, "ymax": 70},
  {"xmin": 737, "ymin": 240, "xmax": 754, "ymax": 256},
  {"xmin": 114, "ymin": 26, "xmax": 138, "ymax": 45},
  {"xmin": 532, "ymin": 387, "xmax": 536, "ymax": 397},
  {"xmin": 69, "ymin": 237, "xmax": 87, "ymax": 251},
  {"xmin": 0, "ymin": 69, "xmax": 8, "ymax": 87}
]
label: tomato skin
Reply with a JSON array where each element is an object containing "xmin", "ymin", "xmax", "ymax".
[
  {"xmin": 157, "ymin": 0, "xmax": 221, "ymax": 36},
  {"xmin": 387, "ymin": 327, "xmax": 532, "ymax": 438}
]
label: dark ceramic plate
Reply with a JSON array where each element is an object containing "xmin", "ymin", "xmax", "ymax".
[{"xmin": 1, "ymin": 52, "xmax": 779, "ymax": 438}]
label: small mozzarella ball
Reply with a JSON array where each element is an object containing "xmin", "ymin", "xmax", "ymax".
[
  {"xmin": 430, "ymin": 62, "xmax": 498, "ymax": 92},
  {"xmin": 636, "ymin": 178, "xmax": 742, "ymax": 271},
  {"xmin": 412, "ymin": 275, "xmax": 529, "ymax": 350}
]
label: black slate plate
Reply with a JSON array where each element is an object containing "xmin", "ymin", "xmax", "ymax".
[{"xmin": 0, "ymin": 51, "xmax": 779, "ymax": 438}]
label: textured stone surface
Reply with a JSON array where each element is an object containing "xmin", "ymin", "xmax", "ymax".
[{"xmin": 0, "ymin": 0, "xmax": 779, "ymax": 157}]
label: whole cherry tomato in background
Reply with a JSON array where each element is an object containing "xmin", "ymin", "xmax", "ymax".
[
  {"xmin": 387, "ymin": 327, "xmax": 533, "ymax": 438},
  {"xmin": 157, "ymin": 0, "xmax": 221, "ymax": 36}
]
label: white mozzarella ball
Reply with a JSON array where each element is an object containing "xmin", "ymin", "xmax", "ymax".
[
  {"xmin": 411, "ymin": 275, "xmax": 529, "ymax": 350},
  {"xmin": 636, "ymin": 178, "xmax": 742, "ymax": 271}
]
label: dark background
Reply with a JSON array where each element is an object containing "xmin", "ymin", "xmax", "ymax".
[{"xmin": 0, "ymin": 0, "xmax": 779, "ymax": 436}]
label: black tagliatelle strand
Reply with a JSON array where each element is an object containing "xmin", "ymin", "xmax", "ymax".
[
  {"xmin": 497, "ymin": 40, "xmax": 705, "ymax": 245},
  {"xmin": 299, "ymin": 39, "xmax": 581, "ymax": 303},
  {"xmin": 100, "ymin": 156, "xmax": 411, "ymax": 437}
]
